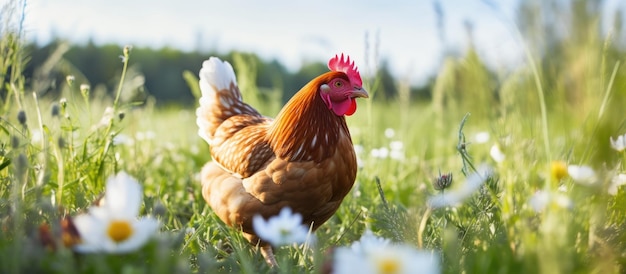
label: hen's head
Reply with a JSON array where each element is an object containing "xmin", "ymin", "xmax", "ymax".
[{"xmin": 320, "ymin": 54, "xmax": 369, "ymax": 116}]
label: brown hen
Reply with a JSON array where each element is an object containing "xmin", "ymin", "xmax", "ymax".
[{"xmin": 196, "ymin": 54, "xmax": 368, "ymax": 266}]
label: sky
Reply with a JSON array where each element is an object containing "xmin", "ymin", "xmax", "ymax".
[{"xmin": 9, "ymin": 0, "xmax": 626, "ymax": 85}]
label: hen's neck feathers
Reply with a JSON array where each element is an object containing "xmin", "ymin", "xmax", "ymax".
[{"xmin": 267, "ymin": 72, "xmax": 351, "ymax": 162}]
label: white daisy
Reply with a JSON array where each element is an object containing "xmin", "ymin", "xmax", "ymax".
[
  {"xmin": 389, "ymin": 141, "xmax": 404, "ymax": 151},
  {"xmin": 371, "ymin": 147, "xmax": 389, "ymax": 159},
  {"xmin": 31, "ymin": 129, "xmax": 43, "ymax": 144},
  {"xmin": 136, "ymin": 131, "xmax": 157, "ymax": 141},
  {"xmin": 608, "ymin": 174, "xmax": 626, "ymax": 195},
  {"xmin": 528, "ymin": 190, "xmax": 550, "ymax": 212},
  {"xmin": 474, "ymin": 131, "xmax": 490, "ymax": 144},
  {"xmin": 389, "ymin": 141, "xmax": 405, "ymax": 161},
  {"xmin": 489, "ymin": 144, "xmax": 505, "ymax": 163},
  {"xmin": 73, "ymin": 172, "xmax": 159, "ymax": 253},
  {"xmin": 427, "ymin": 165, "xmax": 492, "ymax": 208},
  {"xmin": 567, "ymin": 165, "xmax": 596, "ymax": 185},
  {"xmin": 112, "ymin": 134, "xmax": 135, "ymax": 146},
  {"xmin": 252, "ymin": 207, "xmax": 311, "ymax": 246},
  {"xmin": 353, "ymin": 144, "xmax": 365, "ymax": 155},
  {"xmin": 384, "ymin": 128, "xmax": 396, "ymax": 139},
  {"xmin": 95, "ymin": 107, "xmax": 115, "ymax": 129},
  {"xmin": 334, "ymin": 243, "xmax": 439, "ymax": 274},
  {"xmin": 610, "ymin": 134, "xmax": 626, "ymax": 152},
  {"xmin": 349, "ymin": 229, "xmax": 391, "ymax": 255},
  {"xmin": 528, "ymin": 190, "xmax": 573, "ymax": 212}
]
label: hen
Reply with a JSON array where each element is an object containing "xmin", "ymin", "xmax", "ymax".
[{"xmin": 196, "ymin": 54, "xmax": 368, "ymax": 266}]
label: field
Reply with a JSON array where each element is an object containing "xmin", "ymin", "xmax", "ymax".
[{"xmin": 3, "ymin": 1, "xmax": 626, "ymax": 273}]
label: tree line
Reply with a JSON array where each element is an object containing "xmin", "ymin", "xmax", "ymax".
[{"xmin": 18, "ymin": 40, "xmax": 419, "ymax": 107}]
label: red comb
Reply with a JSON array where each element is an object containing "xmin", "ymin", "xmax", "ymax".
[{"xmin": 328, "ymin": 53, "xmax": 362, "ymax": 87}]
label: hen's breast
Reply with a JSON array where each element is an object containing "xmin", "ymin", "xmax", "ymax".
[
  {"xmin": 241, "ymin": 129, "xmax": 357, "ymax": 229},
  {"xmin": 202, "ymin": 135, "xmax": 357, "ymax": 240}
]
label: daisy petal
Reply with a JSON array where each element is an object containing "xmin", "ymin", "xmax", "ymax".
[
  {"xmin": 350, "ymin": 229, "xmax": 390, "ymax": 255},
  {"xmin": 610, "ymin": 134, "xmax": 626, "ymax": 152},
  {"xmin": 105, "ymin": 172, "xmax": 142, "ymax": 218},
  {"xmin": 567, "ymin": 165, "xmax": 596, "ymax": 185},
  {"xmin": 334, "ymin": 247, "xmax": 372, "ymax": 274},
  {"xmin": 73, "ymin": 213, "xmax": 106, "ymax": 253}
]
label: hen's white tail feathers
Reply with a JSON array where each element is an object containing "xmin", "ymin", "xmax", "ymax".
[
  {"xmin": 196, "ymin": 57, "xmax": 260, "ymax": 145},
  {"xmin": 199, "ymin": 57, "xmax": 239, "ymax": 99}
]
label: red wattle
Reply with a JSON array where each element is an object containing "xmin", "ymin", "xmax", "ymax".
[{"xmin": 345, "ymin": 98, "xmax": 357, "ymax": 116}]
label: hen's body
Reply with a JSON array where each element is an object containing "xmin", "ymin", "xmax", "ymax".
[{"xmin": 196, "ymin": 56, "xmax": 365, "ymax": 264}]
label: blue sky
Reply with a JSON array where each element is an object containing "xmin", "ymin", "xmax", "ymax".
[{"xmin": 15, "ymin": 0, "xmax": 626, "ymax": 85}]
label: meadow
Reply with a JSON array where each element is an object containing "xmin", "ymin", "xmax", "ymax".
[{"xmin": 3, "ymin": 1, "xmax": 626, "ymax": 273}]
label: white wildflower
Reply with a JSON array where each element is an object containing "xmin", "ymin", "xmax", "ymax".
[
  {"xmin": 334, "ymin": 242, "xmax": 439, "ymax": 274},
  {"xmin": 567, "ymin": 165, "xmax": 596, "ymax": 185},
  {"xmin": 252, "ymin": 207, "xmax": 311, "ymax": 246},
  {"xmin": 489, "ymin": 144, "xmax": 505, "ymax": 163},
  {"xmin": 349, "ymin": 229, "xmax": 391, "ymax": 255},
  {"xmin": 474, "ymin": 131, "xmax": 490, "ymax": 144},
  {"xmin": 389, "ymin": 141, "xmax": 405, "ymax": 160},
  {"xmin": 610, "ymin": 134, "xmax": 626, "ymax": 152},
  {"xmin": 31, "ymin": 129, "xmax": 43, "ymax": 144},
  {"xmin": 73, "ymin": 172, "xmax": 159, "ymax": 253},
  {"xmin": 80, "ymin": 84, "xmax": 90, "ymax": 95},
  {"xmin": 136, "ymin": 131, "xmax": 156, "ymax": 141},
  {"xmin": 371, "ymin": 147, "xmax": 389, "ymax": 159},
  {"xmin": 529, "ymin": 191, "xmax": 549, "ymax": 212},
  {"xmin": 357, "ymin": 157, "xmax": 364, "ymax": 168},
  {"xmin": 113, "ymin": 134, "xmax": 135, "ymax": 146},
  {"xmin": 96, "ymin": 107, "xmax": 115, "ymax": 128},
  {"xmin": 528, "ymin": 190, "xmax": 573, "ymax": 212},
  {"xmin": 66, "ymin": 75, "xmax": 75, "ymax": 85},
  {"xmin": 608, "ymin": 174, "xmax": 626, "ymax": 195},
  {"xmin": 384, "ymin": 128, "xmax": 395, "ymax": 139},
  {"xmin": 354, "ymin": 144, "xmax": 365, "ymax": 155},
  {"xmin": 389, "ymin": 140, "xmax": 404, "ymax": 151}
]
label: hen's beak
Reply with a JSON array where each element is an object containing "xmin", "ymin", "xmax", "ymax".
[{"xmin": 351, "ymin": 87, "xmax": 369, "ymax": 99}]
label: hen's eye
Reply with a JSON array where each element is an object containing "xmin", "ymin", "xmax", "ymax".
[{"xmin": 334, "ymin": 81, "xmax": 343, "ymax": 87}]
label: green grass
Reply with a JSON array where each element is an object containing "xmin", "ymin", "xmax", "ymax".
[{"xmin": 3, "ymin": 1, "xmax": 626, "ymax": 273}]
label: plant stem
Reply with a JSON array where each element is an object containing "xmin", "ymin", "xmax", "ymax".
[
  {"xmin": 113, "ymin": 47, "xmax": 130, "ymax": 111},
  {"xmin": 417, "ymin": 206, "xmax": 432, "ymax": 249}
]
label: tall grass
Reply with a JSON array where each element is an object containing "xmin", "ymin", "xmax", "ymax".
[{"xmin": 2, "ymin": 0, "xmax": 626, "ymax": 273}]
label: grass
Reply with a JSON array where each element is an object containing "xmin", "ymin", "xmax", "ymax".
[{"xmin": 3, "ymin": 1, "xmax": 626, "ymax": 273}]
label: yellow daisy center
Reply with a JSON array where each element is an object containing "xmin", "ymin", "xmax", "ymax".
[
  {"xmin": 107, "ymin": 220, "xmax": 133, "ymax": 243},
  {"xmin": 377, "ymin": 258, "xmax": 400, "ymax": 274},
  {"xmin": 551, "ymin": 161, "xmax": 568, "ymax": 181}
]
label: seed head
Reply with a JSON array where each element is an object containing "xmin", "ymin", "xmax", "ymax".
[
  {"xmin": 123, "ymin": 45, "xmax": 133, "ymax": 56},
  {"xmin": 66, "ymin": 75, "xmax": 75, "ymax": 86},
  {"xmin": 15, "ymin": 153, "xmax": 28, "ymax": 176},
  {"xmin": 11, "ymin": 135, "xmax": 19, "ymax": 149},
  {"xmin": 51, "ymin": 103, "xmax": 60, "ymax": 117},
  {"xmin": 152, "ymin": 201, "xmax": 166, "ymax": 218},
  {"xmin": 57, "ymin": 136, "xmax": 65, "ymax": 149},
  {"xmin": 434, "ymin": 171, "xmax": 453, "ymax": 191},
  {"xmin": 17, "ymin": 110, "xmax": 27, "ymax": 126},
  {"xmin": 80, "ymin": 84, "xmax": 90, "ymax": 98}
]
